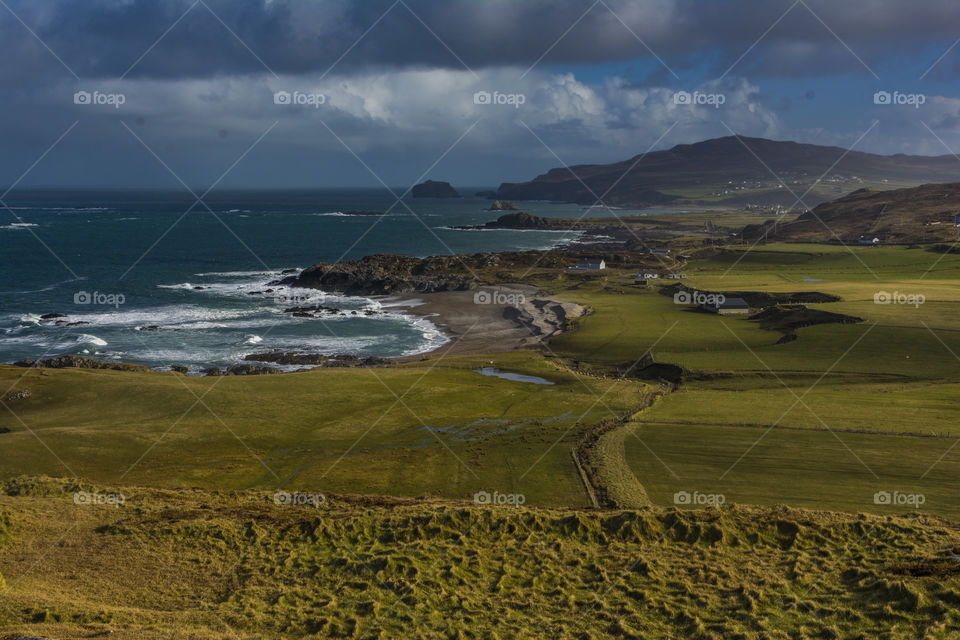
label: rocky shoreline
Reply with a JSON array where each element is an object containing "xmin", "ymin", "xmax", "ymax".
[{"xmin": 10, "ymin": 235, "xmax": 650, "ymax": 376}]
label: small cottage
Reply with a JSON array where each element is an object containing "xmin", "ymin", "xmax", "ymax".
[{"xmin": 575, "ymin": 259, "xmax": 606, "ymax": 271}]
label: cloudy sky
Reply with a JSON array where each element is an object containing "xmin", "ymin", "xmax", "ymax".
[{"xmin": 2, "ymin": 0, "xmax": 960, "ymax": 189}]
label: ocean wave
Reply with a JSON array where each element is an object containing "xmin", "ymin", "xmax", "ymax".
[
  {"xmin": 4, "ymin": 206, "xmax": 109, "ymax": 212},
  {"xmin": 436, "ymin": 226, "xmax": 580, "ymax": 234},
  {"xmin": 192, "ymin": 269, "xmax": 286, "ymax": 278},
  {"xmin": 45, "ymin": 305, "xmax": 263, "ymax": 329},
  {"xmin": 77, "ymin": 333, "xmax": 108, "ymax": 347},
  {"xmin": 0, "ymin": 222, "xmax": 39, "ymax": 230}
]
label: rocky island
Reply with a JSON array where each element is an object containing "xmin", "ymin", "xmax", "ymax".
[{"xmin": 412, "ymin": 180, "xmax": 461, "ymax": 198}]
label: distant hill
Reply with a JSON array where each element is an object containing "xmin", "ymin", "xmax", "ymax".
[
  {"xmin": 493, "ymin": 136, "xmax": 960, "ymax": 208},
  {"xmin": 743, "ymin": 182, "xmax": 960, "ymax": 244}
]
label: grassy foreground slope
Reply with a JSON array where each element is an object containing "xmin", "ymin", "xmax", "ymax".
[
  {"xmin": 0, "ymin": 351, "xmax": 641, "ymax": 508},
  {"xmin": 2, "ymin": 478, "xmax": 960, "ymax": 640}
]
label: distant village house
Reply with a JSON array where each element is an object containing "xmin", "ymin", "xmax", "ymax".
[{"xmin": 574, "ymin": 259, "xmax": 606, "ymax": 271}]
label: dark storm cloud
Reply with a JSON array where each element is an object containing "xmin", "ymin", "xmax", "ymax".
[{"xmin": 2, "ymin": 0, "xmax": 959, "ymax": 82}]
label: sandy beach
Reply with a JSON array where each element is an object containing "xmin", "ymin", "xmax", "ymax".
[{"xmin": 386, "ymin": 284, "xmax": 588, "ymax": 360}]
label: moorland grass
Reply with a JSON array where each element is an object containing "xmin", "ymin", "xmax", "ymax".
[{"xmin": 2, "ymin": 478, "xmax": 960, "ymax": 639}]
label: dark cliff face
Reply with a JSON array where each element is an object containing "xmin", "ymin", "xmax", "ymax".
[{"xmin": 411, "ymin": 180, "xmax": 461, "ymax": 198}]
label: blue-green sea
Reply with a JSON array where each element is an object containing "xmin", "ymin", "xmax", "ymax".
[{"xmin": 0, "ymin": 188, "xmax": 669, "ymax": 370}]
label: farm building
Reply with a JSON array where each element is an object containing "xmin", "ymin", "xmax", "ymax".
[
  {"xmin": 702, "ymin": 297, "xmax": 751, "ymax": 315},
  {"xmin": 858, "ymin": 235, "xmax": 881, "ymax": 246}
]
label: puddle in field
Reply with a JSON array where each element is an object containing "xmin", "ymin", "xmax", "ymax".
[
  {"xmin": 474, "ymin": 367, "xmax": 555, "ymax": 385},
  {"xmin": 802, "ymin": 277, "xmax": 825, "ymax": 282}
]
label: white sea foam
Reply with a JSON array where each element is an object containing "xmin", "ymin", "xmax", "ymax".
[
  {"xmin": 193, "ymin": 270, "xmax": 281, "ymax": 277},
  {"xmin": 77, "ymin": 334, "xmax": 108, "ymax": 347},
  {"xmin": 0, "ymin": 222, "xmax": 39, "ymax": 230}
]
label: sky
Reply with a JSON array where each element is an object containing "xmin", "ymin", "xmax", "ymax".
[{"xmin": 1, "ymin": 0, "xmax": 959, "ymax": 189}]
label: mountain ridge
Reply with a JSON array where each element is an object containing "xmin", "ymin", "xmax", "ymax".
[{"xmin": 493, "ymin": 135, "xmax": 960, "ymax": 208}]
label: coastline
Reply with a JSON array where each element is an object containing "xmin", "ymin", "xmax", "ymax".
[{"xmin": 385, "ymin": 284, "xmax": 588, "ymax": 361}]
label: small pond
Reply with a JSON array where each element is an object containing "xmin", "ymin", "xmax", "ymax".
[{"xmin": 474, "ymin": 367, "xmax": 555, "ymax": 385}]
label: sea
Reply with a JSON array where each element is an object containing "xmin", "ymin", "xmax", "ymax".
[{"xmin": 0, "ymin": 188, "xmax": 666, "ymax": 372}]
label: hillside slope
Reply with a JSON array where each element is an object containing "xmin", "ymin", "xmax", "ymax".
[
  {"xmin": 494, "ymin": 136, "xmax": 960, "ymax": 208},
  {"xmin": 743, "ymin": 182, "xmax": 960, "ymax": 243}
]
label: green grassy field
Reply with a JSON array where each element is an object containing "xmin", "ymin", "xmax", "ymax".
[
  {"xmin": 2, "ymin": 478, "xmax": 960, "ymax": 639},
  {"xmin": 539, "ymin": 243, "xmax": 960, "ymax": 520},
  {"xmin": 0, "ymin": 351, "xmax": 642, "ymax": 508}
]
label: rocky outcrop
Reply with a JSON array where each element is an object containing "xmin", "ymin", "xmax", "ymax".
[
  {"xmin": 484, "ymin": 212, "xmax": 561, "ymax": 229},
  {"xmin": 13, "ymin": 356, "xmax": 152, "ymax": 373},
  {"xmin": 2, "ymin": 389, "xmax": 31, "ymax": 402},
  {"xmin": 503, "ymin": 298, "xmax": 587, "ymax": 340},
  {"xmin": 278, "ymin": 253, "xmax": 489, "ymax": 295},
  {"xmin": 224, "ymin": 364, "xmax": 282, "ymax": 376},
  {"xmin": 412, "ymin": 180, "xmax": 460, "ymax": 198},
  {"xmin": 453, "ymin": 212, "xmax": 570, "ymax": 231},
  {"xmin": 244, "ymin": 352, "xmax": 390, "ymax": 367},
  {"xmin": 486, "ymin": 200, "xmax": 521, "ymax": 211}
]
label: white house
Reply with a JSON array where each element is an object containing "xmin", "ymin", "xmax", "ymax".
[
  {"xmin": 638, "ymin": 272, "xmax": 659, "ymax": 279},
  {"xmin": 666, "ymin": 273, "xmax": 687, "ymax": 280},
  {"xmin": 574, "ymin": 259, "xmax": 606, "ymax": 271},
  {"xmin": 650, "ymin": 248, "xmax": 671, "ymax": 256}
]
